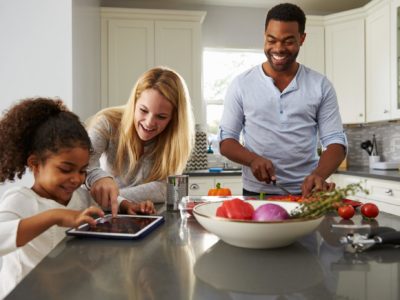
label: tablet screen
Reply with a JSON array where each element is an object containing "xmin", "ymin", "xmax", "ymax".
[
  {"xmin": 66, "ymin": 215, "xmax": 164, "ymax": 239},
  {"xmin": 83, "ymin": 216, "xmax": 156, "ymax": 234}
]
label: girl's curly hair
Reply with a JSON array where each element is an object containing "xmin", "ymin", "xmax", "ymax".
[{"xmin": 0, "ymin": 97, "xmax": 92, "ymax": 182}]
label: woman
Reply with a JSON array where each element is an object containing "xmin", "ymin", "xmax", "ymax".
[{"xmin": 86, "ymin": 67, "xmax": 195, "ymax": 215}]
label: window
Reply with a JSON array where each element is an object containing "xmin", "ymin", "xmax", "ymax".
[{"xmin": 203, "ymin": 48, "xmax": 265, "ymax": 136}]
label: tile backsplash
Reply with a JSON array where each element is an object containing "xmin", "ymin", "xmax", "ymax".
[{"xmin": 345, "ymin": 121, "xmax": 400, "ymax": 166}]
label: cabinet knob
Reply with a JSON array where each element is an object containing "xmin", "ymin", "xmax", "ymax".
[
  {"xmin": 383, "ymin": 109, "xmax": 389, "ymax": 114},
  {"xmin": 359, "ymin": 113, "xmax": 363, "ymax": 117},
  {"xmin": 190, "ymin": 183, "xmax": 199, "ymax": 190},
  {"xmin": 384, "ymin": 189, "xmax": 393, "ymax": 196}
]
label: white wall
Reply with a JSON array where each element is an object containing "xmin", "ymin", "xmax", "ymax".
[
  {"xmin": 0, "ymin": 0, "xmax": 101, "ymax": 198},
  {"xmin": 72, "ymin": 0, "xmax": 101, "ymax": 121}
]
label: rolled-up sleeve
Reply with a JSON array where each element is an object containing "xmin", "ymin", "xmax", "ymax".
[
  {"xmin": 86, "ymin": 117, "xmax": 115, "ymax": 188},
  {"xmin": 218, "ymin": 77, "xmax": 244, "ymax": 143},
  {"xmin": 120, "ymin": 181, "xmax": 166, "ymax": 204},
  {"xmin": 318, "ymin": 78, "xmax": 348, "ymax": 152}
]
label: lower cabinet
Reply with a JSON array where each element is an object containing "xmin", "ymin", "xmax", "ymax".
[
  {"xmin": 329, "ymin": 174, "xmax": 400, "ymax": 216},
  {"xmin": 188, "ymin": 175, "xmax": 243, "ymax": 196}
]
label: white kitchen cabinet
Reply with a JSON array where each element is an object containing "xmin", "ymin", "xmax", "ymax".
[
  {"xmin": 297, "ymin": 17, "xmax": 325, "ymax": 75},
  {"xmin": 390, "ymin": 0, "xmax": 400, "ymax": 119},
  {"xmin": 329, "ymin": 173, "xmax": 400, "ymax": 216},
  {"xmin": 325, "ymin": 13, "xmax": 365, "ymax": 124},
  {"xmin": 101, "ymin": 8, "xmax": 206, "ymax": 124},
  {"xmin": 189, "ymin": 175, "xmax": 242, "ymax": 196},
  {"xmin": 365, "ymin": 0, "xmax": 392, "ymax": 122}
]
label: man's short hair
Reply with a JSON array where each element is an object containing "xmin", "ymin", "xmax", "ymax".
[{"xmin": 265, "ymin": 3, "xmax": 306, "ymax": 34}]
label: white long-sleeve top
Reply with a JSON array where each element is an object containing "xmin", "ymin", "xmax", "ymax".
[{"xmin": 0, "ymin": 186, "xmax": 95, "ymax": 299}]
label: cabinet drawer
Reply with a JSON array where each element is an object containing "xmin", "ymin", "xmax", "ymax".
[{"xmin": 366, "ymin": 179, "xmax": 400, "ymax": 205}]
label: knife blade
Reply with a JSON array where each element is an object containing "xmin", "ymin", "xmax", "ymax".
[{"xmin": 272, "ymin": 180, "xmax": 292, "ymax": 195}]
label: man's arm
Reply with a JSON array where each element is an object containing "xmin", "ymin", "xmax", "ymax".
[
  {"xmin": 301, "ymin": 143, "xmax": 346, "ymax": 196},
  {"xmin": 220, "ymin": 138, "xmax": 277, "ymax": 183}
]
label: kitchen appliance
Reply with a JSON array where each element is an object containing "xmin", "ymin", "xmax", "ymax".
[
  {"xmin": 360, "ymin": 140, "xmax": 373, "ymax": 156},
  {"xmin": 166, "ymin": 175, "xmax": 189, "ymax": 211},
  {"xmin": 332, "ymin": 223, "xmax": 400, "ymax": 252}
]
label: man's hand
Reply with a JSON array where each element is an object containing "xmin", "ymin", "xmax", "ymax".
[
  {"xmin": 249, "ymin": 156, "xmax": 276, "ymax": 184},
  {"xmin": 90, "ymin": 177, "xmax": 119, "ymax": 217},
  {"xmin": 301, "ymin": 173, "xmax": 336, "ymax": 197}
]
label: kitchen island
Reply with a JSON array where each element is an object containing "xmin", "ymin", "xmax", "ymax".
[{"xmin": 5, "ymin": 207, "xmax": 400, "ymax": 300}]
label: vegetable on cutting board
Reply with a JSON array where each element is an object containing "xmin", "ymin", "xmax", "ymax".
[{"xmin": 208, "ymin": 182, "xmax": 232, "ymax": 196}]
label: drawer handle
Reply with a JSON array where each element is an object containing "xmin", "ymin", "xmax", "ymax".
[
  {"xmin": 190, "ymin": 183, "xmax": 199, "ymax": 190},
  {"xmin": 385, "ymin": 189, "xmax": 393, "ymax": 196}
]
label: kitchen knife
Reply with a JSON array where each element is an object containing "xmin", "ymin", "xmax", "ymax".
[{"xmin": 272, "ymin": 180, "xmax": 292, "ymax": 195}]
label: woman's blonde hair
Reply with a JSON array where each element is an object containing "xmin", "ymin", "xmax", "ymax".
[{"xmin": 89, "ymin": 67, "xmax": 194, "ymax": 182}]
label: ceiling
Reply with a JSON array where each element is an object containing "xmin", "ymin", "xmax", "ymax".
[{"xmin": 126, "ymin": 0, "xmax": 373, "ymax": 15}]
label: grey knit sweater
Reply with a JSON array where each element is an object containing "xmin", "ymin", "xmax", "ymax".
[{"xmin": 86, "ymin": 117, "xmax": 166, "ymax": 203}]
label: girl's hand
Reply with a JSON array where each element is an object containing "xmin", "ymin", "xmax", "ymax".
[
  {"xmin": 119, "ymin": 200, "xmax": 156, "ymax": 215},
  {"xmin": 90, "ymin": 177, "xmax": 119, "ymax": 217},
  {"xmin": 57, "ymin": 206, "xmax": 105, "ymax": 228}
]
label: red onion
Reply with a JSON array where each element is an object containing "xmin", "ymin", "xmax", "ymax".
[{"xmin": 252, "ymin": 203, "xmax": 289, "ymax": 221}]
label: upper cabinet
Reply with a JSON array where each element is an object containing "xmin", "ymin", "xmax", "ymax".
[
  {"xmin": 365, "ymin": 0, "xmax": 392, "ymax": 122},
  {"xmin": 101, "ymin": 8, "xmax": 206, "ymax": 124},
  {"xmin": 325, "ymin": 12, "xmax": 365, "ymax": 124},
  {"xmin": 297, "ymin": 16, "xmax": 325, "ymax": 74}
]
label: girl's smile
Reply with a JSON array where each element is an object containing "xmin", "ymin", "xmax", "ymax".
[{"xmin": 30, "ymin": 147, "xmax": 89, "ymax": 205}]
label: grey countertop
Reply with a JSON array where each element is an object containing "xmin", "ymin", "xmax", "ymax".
[
  {"xmin": 337, "ymin": 166, "xmax": 400, "ymax": 181},
  {"xmin": 185, "ymin": 169, "xmax": 242, "ymax": 176},
  {"xmin": 186, "ymin": 166, "xmax": 400, "ymax": 181},
  {"xmin": 6, "ymin": 207, "xmax": 400, "ymax": 300}
]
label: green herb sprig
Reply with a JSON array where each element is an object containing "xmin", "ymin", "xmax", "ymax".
[{"xmin": 290, "ymin": 183, "xmax": 368, "ymax": 219}]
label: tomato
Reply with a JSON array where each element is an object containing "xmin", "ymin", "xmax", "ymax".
[
  {"xmin": 216, "ymin": 198, "xmax": 254, "ymax": 220},
  {"xmin": 337, "ymin": 205, "xmax": 355, "ymax": 219},
  {"xmin": 361, "ymin": 203, "xmax": 379, "ymax": 218},
  {"xmin": 216, "ymin": 206, "xmax": 227, "ymax": 218}
]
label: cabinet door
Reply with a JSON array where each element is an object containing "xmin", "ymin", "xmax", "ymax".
[
  {"xmin": 297, "ymin": 23, "xmax": 325, "ymax": 75},
  {"xmin": 188, "ymin": 177, "xmax": 214, "ymax": 196},
  {"xmin": 155, "ymin": 21, "xmax": 203, "ymax": 124},
  {"xmin": 366, "ymin": 3, "xmax": 391, "ymax": 122},
  {"xmin": 106, "ymin": 19, "xmax": 154, "ymax": 107},
  {"xmin": 215, "ymin": 176, "xmax": 243, "ymax": 196},
  {"xmin": 325, "ymin": 18, "xmax": 365, "ymax": 124}
]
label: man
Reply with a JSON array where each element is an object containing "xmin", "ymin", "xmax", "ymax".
[{"xmin": 218, "ymin": 3, "xmax": 347, "ymax": 197}]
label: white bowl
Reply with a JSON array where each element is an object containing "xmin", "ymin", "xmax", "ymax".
[{"xmin": 193, "ymin": 200, "xmax": 324, "ymax": 249}]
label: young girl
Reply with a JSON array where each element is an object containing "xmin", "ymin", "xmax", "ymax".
[
  {"xmin": 86, "ymin": 67, "xmax": 195, "ymax": 215},
  {"xmin": 0, "ymin": 98, "xmax": 145, "ymax": 298}
]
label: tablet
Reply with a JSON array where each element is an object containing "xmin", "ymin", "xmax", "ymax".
[{"xmin": 66, "ymin": 214, "xmax": 164, "ymax": 240}]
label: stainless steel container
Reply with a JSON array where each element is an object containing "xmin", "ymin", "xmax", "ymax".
[{"xmin": 166, "ymin": 175, "xmax": 189, "ymax": 211}]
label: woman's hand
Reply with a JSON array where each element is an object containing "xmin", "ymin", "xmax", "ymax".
[
  {"xmin": 90, "ymin": 177, "xmax": 119, "ymax": 216},
  {"xmin": 119, "ymin": 200, "xmax": 156, "ymax": 215}
]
